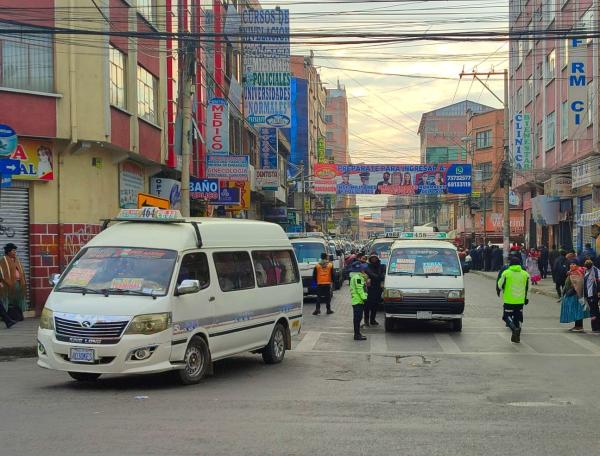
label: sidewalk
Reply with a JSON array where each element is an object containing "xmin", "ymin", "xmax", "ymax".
[
  {"xmin": 0, "ymin": 317, "xmax": 38, "ymax": 358},
  {"xmin": 471, "ymin": 270, "xmax": 558, "ymax": 299}
]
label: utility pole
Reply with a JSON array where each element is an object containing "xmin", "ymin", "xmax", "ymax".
[
  {"xmin": 459, "ymin": 69, "xmax": 511, "ymax": 261},
  {"xmin": 180, "ymin": 42, "xmax": 196, "ymax": 217},
  {"xmin": 502, "ymin": 69, "xmax": 510, "ymax": 261}
]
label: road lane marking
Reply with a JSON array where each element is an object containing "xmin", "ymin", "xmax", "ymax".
[
  {"xmin": 294, "ymin": 349, "xmax": 600, "ymax": 358},
  {"xmin": 498, "ymin": 333, "xmax": 537, "ymax": 353},
  {"xmin": 564, "ymin": 334, "xmax": 600, "ymax": 354},
  {"xmin": 434, "ymin": 334, "xmax": 461, "ymax": 354},
  {"xmin": 369, "ymin": 334, "xmax": 388, "ymax": 354},
  {"xmin": 294, "ymin": 331, "xmax": 321, "ymax": 352}
]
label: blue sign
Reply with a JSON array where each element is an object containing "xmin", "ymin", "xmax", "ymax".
[
  {"xmin": 1, "ymin": 175, "xmax": 11, "ymax": 188},
  {"xmin": 0, "ymin": 158, "xmax": 21, "ymax": 176},
  {"xmin": 258, "ymin": 127, "xmax": 278, "ymax": 170},
  {"xmin": 190, "ymin": 178, "xmax": 220, "ymax": 201},
  {"xmin": 0, "ymin": 124, "xmax": 17, "ymax": 157},
  {"xmin": 286, "ymin": 224, "xmax": 304, "ymax": 233},
  {"xmin": 214, "ymin": 187, "xmax": 241, "ymax": 205},
  {"xmin": 446, "ymin": 164, "xmax": 472, "ymax": 194}
]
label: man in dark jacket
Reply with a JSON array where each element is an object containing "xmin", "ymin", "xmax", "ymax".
[
  {"xmin": 538, "ymin": 245, "xmax": 549, "ymax": 279},
  {"xmin": 483, "ymin": 244, "xmax": 492, "ymax": 271},
  {"xmin": 491, "ymin": 246, "xmax": 503, "ymax": 271},
  {"xmin": 552, "ymin": 250, "xmax": 568, "ymax": 299},
  {"xmin": 548, "ymin": 244, "xmax": 559, "ymax": 275},
  {"xmin": 364, "ymin": 254, "xmax": 385, "ymax": 326}
]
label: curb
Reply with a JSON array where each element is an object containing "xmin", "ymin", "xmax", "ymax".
[
  {"xmin": 0, "ymin": 346, "xmax": 37, "ymax": 359},
  {"xmin": 470, "ymin": 270, "xmax": 557, "ymax": 299}
]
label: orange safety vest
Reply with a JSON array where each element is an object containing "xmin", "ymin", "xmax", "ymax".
[{"xmin": 315, "ymin": 262, "xmax": 333, "ymax": 285}]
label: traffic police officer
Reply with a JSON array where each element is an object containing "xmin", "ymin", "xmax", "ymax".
[{"xmin": 497, "ymin": 255, "xmax": 530, "ymax": 343}]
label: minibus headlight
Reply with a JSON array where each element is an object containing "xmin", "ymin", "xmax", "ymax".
[
  {"xmin": 448, "ymin": 290, "xmax": 464, "ymax": 299},
  {"xmin": 39, "ymin": 308, "xmax": 54, "ymax": 330},
  {"xmin": 384, "ymin": 288, "xmax": 403, "ymax": 299},
  {"xmin": 125, "ymin": 313, "xmax": 172, "ymax": 335}
]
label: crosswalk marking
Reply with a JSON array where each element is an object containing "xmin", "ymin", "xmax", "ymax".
[
  {"xmin": 564, "ymin": 334, "xmax": 600, "ymax": 354},
  {"xmin": 434, "ymin": 334, "xmax": 461, "ymax": 354},
  {"xmin": 294, "ymin": 331, "xmax": 322, "ymax": 352}
]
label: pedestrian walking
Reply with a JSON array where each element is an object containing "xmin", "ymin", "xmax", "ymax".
[
  {"xmin": 349, "ymin": 261, "xmax": 368, "ymax": 341},
  {"xmin": 497, "ymin": 256, "xmax": 530, "ymax": 343},
  {"xmin": 552, "ymin": 250, "xmax": 568, "ymax": 299},
  {"xmin": 582, "ymin": 259, "xmax": 600, "ymax": 334},
  {"xmin": 364, "ymin": 254, "xmax": 384, "ymax": 327},
  {"xmin": 525, "ymin": 249, "xmax": 541, "ymax": 284},
  {"xmin": 560, "ymin": 261, "xmax": 590, "ymax": 332},
  {"xmin": 483, "ymin": 244, "xmax": 492, "ymax": 271},
  {"xmin": 491, "ymin": 245, "xmax": 503, "ymax": 271},
  {"xmin": 581, "ymin": 243, "xmax": 596, "ymax": 263},
  {"xmin": 538, "ymin": 245, "xmax": 549, "ymax": 279},
  {"xmin": 312, "ymin": 252, "xmax": 334, "ymax": 316},
  {"xmin": 0, "ymin": 243, "xmax": 27, "ymax": 324}
]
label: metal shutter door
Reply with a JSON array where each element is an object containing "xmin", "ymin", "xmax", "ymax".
[{"xmin": 0, "ymin": 183, "xmax": 30, "ymax": 307}]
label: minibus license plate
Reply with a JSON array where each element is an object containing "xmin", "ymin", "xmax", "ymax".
[
  {"xmin": 416, "ymin": 311, "xmax": 432, "ymax": 320},
  {"xmin": 70, "ymin": 348, "xmax": 95, "ymax": 363},
  {"xmin": 303, "ymin": 287, "xmax": 308, "ymax": 294}
]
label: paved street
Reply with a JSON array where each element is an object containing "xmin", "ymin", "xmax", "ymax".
[{"xmin": 1, "ymin": 274, "xmax": 600, "ymax": 456}]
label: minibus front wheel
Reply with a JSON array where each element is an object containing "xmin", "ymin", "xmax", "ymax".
[
  {"xmin": 178, "ymin": 336, "xmax": 211, "ymax": 385},
  {"xmin": 262, "ymin": 323, "xmax": 287, "ymax": 364}
]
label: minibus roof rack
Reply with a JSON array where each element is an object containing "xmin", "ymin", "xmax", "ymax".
[{"xmin": 101, "ymin": 208, "xmax": 203, "ymax": 248}]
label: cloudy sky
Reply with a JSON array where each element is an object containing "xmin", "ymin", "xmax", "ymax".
[{"xmin": 273, "ymin": 0, "xmax": 509, "ymax": 164}]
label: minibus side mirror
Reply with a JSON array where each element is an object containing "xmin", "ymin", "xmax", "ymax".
[
  {"xmin": 177, "ymin": 279, "xmax": 201, "ymax": 295},
  {"xmin": 49, "ymin": 273, "xmax": 61, "ymax": 287}
]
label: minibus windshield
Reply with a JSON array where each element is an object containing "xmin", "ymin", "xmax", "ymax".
[
  {"xmin": 292, "ymin": 242, "xmax": 326, "ymax": 264},
  {"xmin": 388, "ymin": 247, "xmax": 462, "ymax": 276},
  {"xmin": 56, "ymin": 247, "xmax": 178, "ymax": 296}
]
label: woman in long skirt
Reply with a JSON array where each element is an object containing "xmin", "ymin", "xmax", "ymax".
[
  {"xmin": 560, "ymin": 261, "xmax": 590, "ymax": 332},
  {"xmin": 525, "ymin": 249, "xmax": 541, "ymax": 284}
]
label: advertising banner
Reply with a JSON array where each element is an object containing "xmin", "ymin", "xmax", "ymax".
[
  {"xmin": 190, "ymin": 178, "xmax": 220, "ymax": 201},
  {"xmin": 313, "ymin": 163, "xmax": 471, "ymax": 195},
  {"xmin": 256, "ymin": 169, "xmax": 279, "ymax": 190},
  {"xmin": 209, "ymin": 181, "xmax": 250, "ymax": 210},
  {"xmin": 513, "ymin": 113, "xmax": 531, "ymax": 170},
  {"xmin": 3, "ymin": 138, "xmax": 54, "ymax": 181},
  {"xmin": 317, "ymin": 137, "xmax": 326, "ymax": 164},
  {"xmin": 567, "ymin": 35, "xmax": 589, "ymax": 139},
  {"xmin": 207, "ymin": 98, "xmax": 229, "ymax": 155},
  {"xmin": 206, "ymin": 155, "xmax": 249, "ymax": 181},
  {"xmin": 241, "ymin": 9, "xmax": 291, "ymax": 128},
  {"xmin": 150, "ymin": 178, "xmax": 182, "ymax": 210},
  {"xmin": 119, "ymin": 161, "xmax": 145, "ymax": 208},
  {"xmin": 213, "ymin": 186, "xmax": 241, "ymax": 205},
  {"xmin": 258, "ymin": 127, "xmax": 278, "ymax": 169},
  {"xmin": 571, "ymin": 156, "xmax": 600, "ymax": 188}
]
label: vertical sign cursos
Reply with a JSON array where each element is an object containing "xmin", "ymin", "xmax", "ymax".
[
  {"xmin": 567, "ymin": 35, "xmax": 589, "ymax": 139},
  {"xmin": 241, "ymin": 9, "xmax": 291, "ymax": 128},
  {"xmin": 513, "ymin": 113, "xmax": 531, "ymax": 170},
  {"xmin": 207, "ymin": 98, "xmax": 229, "ymax": 155},
  {"xmin": 258, "ymin": 127, "xmax": 278, "ymax": 169}
]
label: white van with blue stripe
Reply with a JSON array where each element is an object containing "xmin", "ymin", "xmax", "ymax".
[{"xmin": 37, "ymin": 208, "xmax": 303, "ymax": 384}]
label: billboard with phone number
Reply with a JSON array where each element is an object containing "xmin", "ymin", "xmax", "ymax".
[{"xmin": 313, "ymin": 163, "xmax": 471, "ymax": 195}]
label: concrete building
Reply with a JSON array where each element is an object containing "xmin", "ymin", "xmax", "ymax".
[
  {"xmin": 416, "ymin": 100, "xmax": 495, "ymax": 228},
  {"xmin": 509, "ymin": 0, "xmax": 599, "ymax": 251}
]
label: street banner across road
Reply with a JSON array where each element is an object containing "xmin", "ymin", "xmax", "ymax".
[{"xmin": 313, "ymin": 163, "xmax": 472, "ymax": 195}]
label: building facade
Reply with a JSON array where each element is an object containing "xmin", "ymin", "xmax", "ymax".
[{"xmin": 509, "ymin": 0, "xmax": 599, "ymax": 251}]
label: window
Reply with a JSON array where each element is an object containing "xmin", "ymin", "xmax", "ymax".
[
  {"xmin": 326, "ymin": 131, "xmax": 334, "ymax": 140},
  {"xmin": 478, "ymin": 161, "xmax": 493, "ymax": 180},
  {"xmin": 325, "ymin": 148, "xmax": 333, "ymax": 157},
  {"xmin": 0, "ymin": 22, "xmax": 53, "ymax": 92},
  {"xmin": 545, "ymin": 111, "xmax": 556, "ymax": 150},
  {"xmin": 525, "ymin": 76, "xmax": 533, "ymax": 104},
  {"xmin": 137, "ymin": 65, "xmax": 157, "ymax": 124},
  {"xmin": 475, "ymin": 130, "xmax": 492, "ymax": 149},
  {"xmin": 561, "ymin": 101, "xmax": 568, "ymax": 140},
  {"xmin": 213, "ymin": 251, "xmax": 255, "ymax": 292},
  {"xmin": 562, "ymin": 38, "xmax": 569, "ymax": 69},
  {"xmin": 544, "ymin": 49, "xmax": 556, "ymax": 81},
  {"xmin": 137, "ymin": 0, "xmax": 154, "ymax": 23},
  {"xmin": 581, "ymin": 8, "xmax": 594, "ymax": 45},
  {"xmin": 177, "ymin": 253, "xmax": 210, "ymax": 289},
  {"xmin": 516, "ymin": 87, "xmax": 523, "ymax": 111},
  {"xmin": 542, "ymin": 0, "xmax": 555, "ymax": 27},
  {"xmin": 325, "ymin": 115, "xmax": 333, "ymax": 123},
  {"xmin": 109, "ymin": 46, "xmax": 126, "ymax": 109},
  {"xmin": 252, "ymin": 250, "xmax": 299, "ymax": 287}
]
